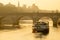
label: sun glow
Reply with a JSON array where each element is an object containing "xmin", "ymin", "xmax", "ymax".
[{"xmin": 0, "ymin": 0, "xmax": 60, "ymax": 10}]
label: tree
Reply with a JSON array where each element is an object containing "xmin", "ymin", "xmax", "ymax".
[
  {"xmin": 4, "ymin": 2, "xmax": 17, "ymax": 13},
  {"xmin": 0, "ymin": 3, "xmax": 4, "ymax": 7},
  {"xmin": 0, "ymin": 3, "xmax": 4, "ymax": 13}
]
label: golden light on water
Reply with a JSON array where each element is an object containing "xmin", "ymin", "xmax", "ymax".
[{"xmin": 0, "ymin": 0, "xmax": 60, "ymax": 10}]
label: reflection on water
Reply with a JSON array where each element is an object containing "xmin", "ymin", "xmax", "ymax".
[
  {"xmin": 0, "ymin": 20, "xmax": 60, "ymax": 40},
  {"xmin": 19, "ymin": 20, "xmax": 33, "ymax": 24}
]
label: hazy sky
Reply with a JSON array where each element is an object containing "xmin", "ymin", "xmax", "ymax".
[{"xmin": 0, "ymin": 0, "xmax": 60, "ymax": 10}]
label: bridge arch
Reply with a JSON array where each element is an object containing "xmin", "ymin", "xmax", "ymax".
[
  {"xmin": 39, "ymin": 17, "xmax": 53, "ymax": 27},
  {"xmin": 57, "ymin": 18, "xmax": 60, "ymax": 27},
  {"xmin": 18, "ymin": 16, "xmax": 33, "ymax": 28},
  {"xmin": 0, "ymin": 16, "xmax": 15, "ymax": 28}
]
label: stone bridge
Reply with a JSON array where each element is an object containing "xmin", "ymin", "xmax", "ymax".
[{"xmin": 0, "ymin": 12, "xmax": 60, "ymax": 27}]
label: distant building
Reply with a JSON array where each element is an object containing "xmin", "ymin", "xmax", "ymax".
[{"xmin": 31, "ymin": 4, "xmax": 39, "ymax": 12}]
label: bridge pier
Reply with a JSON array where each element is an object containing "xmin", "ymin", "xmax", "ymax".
[
  {"xmin": 0, "ymin": 17, "xmax": 6, "ymax": 29},
  {"xmin": 53, "ymin": 21, "xmax": 57, "ymax": 28},
  {"xmin": 33, "ymin": 20, "xmax": 37, "ymax": 24},
  {"xmin": 33, "ymin": 18, "xmax": 39, "ymax": 24},
  {"xmin": 12, "ymin": 21, "xmax": 20, "ymax": 29},
  {"xmin": 53, "ymin": 17, "xmax": 58, "ymax": 28}
]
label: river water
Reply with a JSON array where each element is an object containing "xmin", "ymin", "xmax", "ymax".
[{"xmin": 0, "ymin": 20, "xmax": 60, "ymax": 40}]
